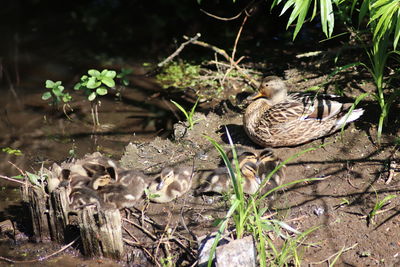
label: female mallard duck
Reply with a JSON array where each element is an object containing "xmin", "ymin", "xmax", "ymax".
[
  {"xmin": 243, "ymin": 76, "xmax": 364, "ymax": 147},
  {"xmin": 147, "ymin": 167, "xmax": 193, "ymax": 203},
  {"xmin": 98, "ymin": 170, "xmax": 148, "ymax": 209}
]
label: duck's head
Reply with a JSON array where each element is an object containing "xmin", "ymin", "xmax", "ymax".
[
  {"xmin": 241, "ymin": 161, "xmax": 261, "ymax": 185},
  {"xmin": 91, "ymin": 174, "xmax": 112, "ymax": 190},
  {"xmin": 249, "ymin": 76, "xmax": 288, "ymax": 105},
  {"xmin": 238, "ymin": 151, "xmax": 258, "ymax": 168},
  {"xmin": 156, "ymin": 167, "xmax": 175, "ymax": 191}
]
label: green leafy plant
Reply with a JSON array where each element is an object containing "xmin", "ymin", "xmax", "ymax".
[
  {"xmin": 170, "ymin": 98, "xmax": 202, "ymax": 130},
  {"xmin": 74, "ymin": 69, "xmax": 117, "ymax": 126},
  {"xmin": 271, "ymin": 0, "xmax": 335, "ymax": 40},
  {"xmin": 2, "ymin": 147, "xmax": 22, "ymax": 156},
  {"xmin": 74, "ymin": 69, "xmax": 116, "ymax": 101},
  {"xmin": 358, "ymin": 0, "xmax": 400, "ymax": 144},
  {"xmin": 368, "ymin": 194, "xmax": 397, "ymax": 225},
  {"xmin": 117, "ymin": 68, "xmax": 133, "ymax": 87},
  {"xmin": 42, "ymin": 80, "xmax": 72, "ymax": 105}
]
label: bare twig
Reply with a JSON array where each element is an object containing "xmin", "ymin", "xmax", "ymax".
[
  {"xmin": 231, "ymin": 15, "xmax": 248, "ymax": 63},
  {"xmin": 123, "ymin": 218, "xmax": 157, "ymax": 240},
  {"xmin": 0, "ymin": 236, "xmax": 79, "ymax": 264},
  {"xmin": 200, "ymin": 8, "xmax": 243, "ymax": 21},
  {"xmin": 158, "ymin": 33, "xmax": 202, "ymax": 68},
  {"xmin": 123, "ymin": 226, "xmax": 159, "ymax": 266},
  {"xmin": 184, "ymin": 37, "xmax": 258, "ymax": 88},
  {"xmin": 0, "ymin": 175, "xmax": 27, "ymax": 185},
  {"xmin": 8, "ymin": 161, "xmax": 25, "ymax": 175},
  {"xmin": 199, "ymin": 0, "xmax": 257, "ymax": 21}
]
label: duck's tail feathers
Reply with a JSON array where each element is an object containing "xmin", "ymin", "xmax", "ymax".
[{"xmin": 335, "ymin": 108, "xmax": 364, "ymax": 129}]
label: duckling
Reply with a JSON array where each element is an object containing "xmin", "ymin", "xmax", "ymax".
[
  {"xmin": 147, "ymin": 167, "xmax": 193, "ymax": 203},
  {"xmin": 197, "ymin": 161, "xmax": 261, "ymax": 195},
  {"xmin": 241, "ymin": 161, "xmax": 261, "ymax": 194},
  {"xmin": 98, "ymin": 170, "xmax": 148, "ymax": 209},
  {"xmin": 226, "ymin": 147, "xmax": 257, "ymax": 168},
  {"xmin": 243, "ymin": 76, "xmax": 364, "ymax": 147},
  {"xmin": 81, "ymin": 152, "xmax": 120, "ymax": 173},
  {"xmin": 43, "ymin": 163, "xmax": 62, "ymax": 193},
  {"xmin": 195, "ymin": 168, "xmax": 231, "ymax": 195},
  {"xmin": 256, "ymin": 148, "xmax": 285, "ymax": 194},
  {"xmin": 69, "ymin": 187, "xmax": 103, "ymax": 211}
]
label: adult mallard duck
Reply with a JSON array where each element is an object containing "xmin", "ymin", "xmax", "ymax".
[{"xmin": 243, "ymin": 76, "xmax": 364, "ymax": 147}]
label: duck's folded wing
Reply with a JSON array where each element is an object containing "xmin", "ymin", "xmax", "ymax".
[{"xmin": 292, "ymin": 93, "xmax": 345, "ymax": 121}]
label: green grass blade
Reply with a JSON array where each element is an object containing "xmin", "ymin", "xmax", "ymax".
[
  {"xmin": 320, "ymin": 0, "xmax": 334, "ymax": 37},
  {"xmin": 339, "ymin": 92, "xmax": 369, "ymax": 135},
  {"xmin": 358, "ymin": 0, "xmax": 370, "ymax": 26},
  {"xmin": 170, "ymin": 100, "xmax": 189, "ymax": 121},
  {"xmin": 207, "ymin": 199, "xmax": 240, "ymax": 267},
  {"xmin": 394, "ymin": 9, "xmax": 400, "ymax": 49},
  {"xmin": 293, "ymin": 0, "xmax": 312, "ymax": 39}
]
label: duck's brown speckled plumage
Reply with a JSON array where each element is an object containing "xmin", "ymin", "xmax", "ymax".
[{"xmin": 244, "ymin": 76, "xmax": 364, "ymax": 147}]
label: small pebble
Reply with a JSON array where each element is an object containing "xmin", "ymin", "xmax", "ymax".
[{"xmin": 313, "ymin": 207, "xmax": 325, "ymax": 216}]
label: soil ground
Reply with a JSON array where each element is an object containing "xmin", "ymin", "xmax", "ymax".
[{"xmin": 1, "ymin": 47, "xmax": 400, "ymax": 266}]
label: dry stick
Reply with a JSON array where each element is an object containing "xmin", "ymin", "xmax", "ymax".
[
  {"xmin": 122, "ymin": 218, "xmax": 158, "ymax": 240},
  {"xmin": 185, "ymin": 37, "xmax": 259, "ymax": 88},
  {"xmin": 199, "ymin": 0, "xmax": 257, "ymax": 21},
  {"xmin": 122, "ymin": 226, "xmax": 159, "ymax": 266},
  {"xmin": 158, "ymin": 33, "xmax": 202, "ymax": 68},
  {"xmin": 0, "ymin": 175, "xmax": 27, "ymax": 185},
  {"xmin": 8, "ymin": 161, "xmax": 25, "ymax": 175},
  {"xmin": 154, "ymin": 210, "xmax": 173, "ymax": 263},
  {"xmin": 200, "ymin": 8, "xmax": 243, "ymax": 21},
  {"xmin": 231, "ymin": 15, "xmax": 248, "ymax": 65},
  {"xmin": 0, "ymin": 236, "xmax": 79, "ymax": 264},
  {"xmin": 222, "ymin": 56, "xmax": 246, "ymax": 84}
]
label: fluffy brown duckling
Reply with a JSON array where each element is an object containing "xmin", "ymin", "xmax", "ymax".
[
  {"xmin": 244, "ymin": 76, "xmax": 364, "ymax": 147},
  {"xmin": 147, "ymin": 167, "xmax": 193, "ymax": 203},
  {"xmin": 256, "ymin": 148, "xmax": 285, "ymax": 194},
  {"xmin": 98, "ymin": 170, "xmax": 148, "ymax": 209},
  {"xmin": 197, "ymin": 161, "xmax": 261, "ymax": 195},
  {"xmin": 69, "ymin": 187, "xmax": 103, "ymax": 210}
]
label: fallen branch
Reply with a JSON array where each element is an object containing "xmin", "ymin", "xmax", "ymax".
[
  {"xmin": 184, "ymin": 36, "xmax": 258, "ymax": 88},
  {"xmin": 158, "ymin": 33, "xmax": 202, "ymax": 68}
]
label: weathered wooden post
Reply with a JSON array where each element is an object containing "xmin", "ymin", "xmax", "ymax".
[
  {"xmin": 26, "ymin": 186, "xmax": 51, "ymax": 242},
  {"xmin": 48, "ymin": 187, "xmax": 70, "ymax": 243},
  {"xmin": 78, "ymin": 206, "xmax": 124, "ymax": 260}
]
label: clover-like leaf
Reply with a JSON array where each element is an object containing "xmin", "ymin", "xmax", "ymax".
[
  {"xmin": 62, "ymin": 94, "xmax": 72, "ymax": 103},
  {"xmin": 96, "ymin": 87, "xmax": 108, "ymax": 95},
  {"xmin": 45, "ymin": 80, "xmax": 55, "ymax": 89},
  {"xmin": 88, "ymin": 92, "xmax": 97, "ymax": 101},
  {"xmin": 74, "ymin": 83, "xmax": 82, "ymax": 90},
  {"xmin": 88, "ymin": 69, "xmax": 101, "ymax": 77},
  {"xmin": 87, "ymin": 77, "xmax": 101, "ymax": 89},
  {"xmin": 42, "ymin": 92, "xmax": 52, "ymax": 100},
  {"xmin": 52, "ymin": 87, "xmax": 62, "ymax": 96},
  {"xmin": 101, "ymin": 77, "xmax": 115, "ymax": 87},
  {"xmin": 104, "ymin": 70, "xmax": 116, "ymax": 79}
]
